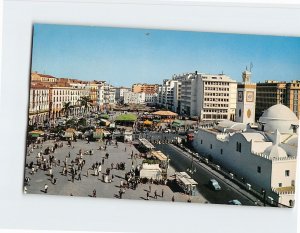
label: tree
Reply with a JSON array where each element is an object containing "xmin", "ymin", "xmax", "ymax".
[
  {"xmin": 62, "ymin": 102, "xmax": 74, "ymax": 118},
  {"xmin": 78, "ymin": 96, "xmax": 92, "ymax": 116}
]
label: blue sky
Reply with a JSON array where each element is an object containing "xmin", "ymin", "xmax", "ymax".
[{"xmin": 31, "ymin": 24, "xmax": 300, "ymax": 87}]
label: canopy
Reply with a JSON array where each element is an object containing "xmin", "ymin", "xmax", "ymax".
[
  {"xmin": 115, "ymin": 114, "xmax": 137, "ymax": 122},
  {"xmin": 172, "ymin": 120, "xmax": 183, "ymax": 126},
  {"xmin": 29, "ymin": 130, "xmax": 44, "ymax": 134},
  {"xmin": 153, "ymin": 110, "xmax": 178, "ymax": 116},
  {"xmin": 144, "ymin": 120, "xmax": 153, "ymax": 125},
  {"xmin": 29, "ymin": 130, "xmax": 44, "ymax": 137},
  {"xmin": 65, "ymin": 128, "xmax": 76, "ymax": 133},
  {"xmin": 99, "ymin": 114, "xmax": 109, "ymax": 119}
]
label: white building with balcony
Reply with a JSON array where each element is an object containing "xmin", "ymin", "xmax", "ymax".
[
  {"xmin": 28, "ymin": 86, "xmax": 50, "ymax": 125},
  {"xmin": 180, "ymin": 72, "xmax": 237, "ymax": 121},
  {"xmin": 123, "ymin": 91, "xmax": 145, "ymax": 104}
]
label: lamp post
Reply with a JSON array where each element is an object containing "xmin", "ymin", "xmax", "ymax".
[{"xmin": 261, "ymin": 188, "xmax": 266, "ymax": 206}]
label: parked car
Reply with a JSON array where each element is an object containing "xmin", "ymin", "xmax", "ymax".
[
  {"xmin": 228, "ymin": 199, "xmax": 242, "ymax": 205},
  {"xmin": 209, "ymin": 179, "xmax": 221, "ymax": 191}
]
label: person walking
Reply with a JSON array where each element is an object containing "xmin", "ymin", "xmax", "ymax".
[
  {"xmin": 154, "ymin": 190, "xmax": 157, "ymax": 199},
  {"xmin": 161, "ymin": 189, "xmax": 164, "ymax": 198},
  {"xmin": 172, "ymin": 195, "xmax": 175, "ymax": 202},
  {"xmin": 146, "ymin": 191, "xmax": 149, "ymax": 200},
  {"xmin": 92, "ymin": 189, "xmax": 96, "ymax": 197},
  {"xmin": 149, "ymin": 185, "xmax": 151, "ymax": 193},
  {"xmin": 78, "ymin": 172, "xmax": 81, "ymax": 181},
  {"xmin": 119, "ymin": 189, "xmax": 123, "ymax": 199},
  {"xmin": 44, "ymin": 184, "xmax": 48, "ymax": 193}
]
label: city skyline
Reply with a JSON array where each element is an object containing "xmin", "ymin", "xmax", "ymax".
[{"xmin": 31, "ymin": 24, "xmax": 300, "ymax": 87}]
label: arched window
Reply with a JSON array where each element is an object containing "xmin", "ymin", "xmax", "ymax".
[{"xmin": 239, "ymin": 109, "xmax": 242, "ymax": 117}]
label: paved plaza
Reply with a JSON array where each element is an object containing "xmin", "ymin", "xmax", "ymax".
[{"xmin": 24, "ymin": 139, "xmax": 207, "ymax": 204}]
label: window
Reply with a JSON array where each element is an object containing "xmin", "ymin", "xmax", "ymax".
[
  {"xmin": 279, "ymin": 183, "xmax": 282, "ymax": 187},
  {"xmin": 285, "ymin": 170, "xmax": 290, "ymax": 177},
  {"xmin": 210, "ymin": 144, "xmax": 212, "ymax": 149},
  {"xmin": 220, "ymin": 149, "xmax": 223, "ymax": 154},
  {"xmin": 257, "ymin": 166, "xmax": 261, "ymax": 173},
  {"xmin": 200, "ymin": 140, "xmax": 203, "ymax": 144}
]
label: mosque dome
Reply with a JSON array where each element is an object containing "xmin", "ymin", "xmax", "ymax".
[
  {"xmin": 259, "ymin": 104, "xmax": 299, "ymax": 134},
  {"xmin": 264, "ymin": 144, "xmax": 288, "ymax": 159}
]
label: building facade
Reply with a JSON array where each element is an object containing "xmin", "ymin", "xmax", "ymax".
[
  {"xmin": 256, "ymin": 80, "xmax": 300, "ymax": 119},
  {"xmin": 132, "ymin": 83, "xmax": 159, "ymax": 94},
  {"xmin": 180, "ymin": 72, "xmax": 237, "ymax": 121},
  {"xmin": 193, "ymin": 104, "xmax": 298, "ymax": 206},
  {"xmin": 28, "ymin": 86, "xmax": 50, "ymax": 126},
  {"xmin": 123, "ymin": 91, "xmax": 145, "ymax": 104},
  {"xmin": 236, "ymin": 70, "xmax": 256, "ymax": 124}
]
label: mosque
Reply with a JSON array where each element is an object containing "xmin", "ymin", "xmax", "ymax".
[{"xmin": 192, "ymin": 70, "xmax": 299, "ymax": 207}]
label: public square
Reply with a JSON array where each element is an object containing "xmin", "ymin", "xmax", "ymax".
[{"xmin": 24, "ymin": 137, "xmax": 207, "ymax": 203}]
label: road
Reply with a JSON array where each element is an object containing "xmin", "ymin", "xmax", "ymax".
[{"xmin": 155, "ymin": 143, "xmax": 256, "ymax": 206}]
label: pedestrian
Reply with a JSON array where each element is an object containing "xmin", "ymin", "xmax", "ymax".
[
  {"xmin": 92, "ymin": 189, "xmax": 96, "ymax": 197},
  {"xmin": 78, "ymin": 172, "xmax": 81, "ymax": 181},
  {"xmin": 111, "ymin": 174, "xmax": 114, "ymax": 182},
  {"xmin": 120, "ymin": 180, "xmax": 123, "ymax": 188},
  {"xmin": 154, "ymin": 190, "xmax": 157, "ymax": 199},
  {"xmin": 161, "ymin": 189, "xmax": 164, "ymax": 198},
  {"xmin": 102, "ymin": 158, "xmax": 105, "ymax": 165},
  {"xmin": 119, "ymin": 189, "xmax": 123, "ymax": 199},
  {"xmin": 72, "ymin": 174, "xmax": 75, "ymax": 183},
  {"xmin": 68, "ymin": 151, "xmax": 71, "ymax": 158},
  {"xmin": 146, "ymin": 191, "xmax": 149, "ymax": 200},
  {"xmin": 44, "ymin": 184, "xmax": 48, "ymax": 193},
  {"xmin": 149, "ymin": 185, "xmax": 151, "ymax": 193},
  {"xmin": 53, "ymin": 178, "xmax": 57, "ymax": 185},
  {"xmin": 172, "ymin": 196, "xmax": 175, "ymax": 202}
]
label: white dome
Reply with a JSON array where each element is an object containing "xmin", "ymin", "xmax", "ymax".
[
  {"xmin": 264, "ymin": 144, "xmax": 288, "ymax": 159},
  {"xmin": 259, "ymin": 104, "xmax": 299, "ymax": 134},
  {"xmin": 260, "ymin": 104, "xmax": 298, "ymax": 121}
]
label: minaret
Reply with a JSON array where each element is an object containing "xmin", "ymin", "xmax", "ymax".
[{"xmin": 236, "ymin": 67, "xmax": 256, "ymax": 124}]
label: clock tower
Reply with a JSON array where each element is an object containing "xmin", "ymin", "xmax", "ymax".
[{"xmin": 236, "ymin": 69, "xmax": 256, "ymax": 124}]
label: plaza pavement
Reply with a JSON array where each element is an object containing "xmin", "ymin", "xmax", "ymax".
[{"xmin": 24, "ymin": 139, "xmax": 207, "ymax": 204}]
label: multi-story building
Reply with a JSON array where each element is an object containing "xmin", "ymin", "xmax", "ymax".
[
  {"xmin": 31, "ymin": 72, "xmax": 57, "ymax": 83},
  {"xmin": 49, "ymin": 86, "xmax": 89, "ymax": 120},
  {"xmin": 256, "ymin": 80, "xmax": 300, "ymax": 119},
  {"xmin": 28, "ymin": 85, "xmax": 50, "ymax": 126},
  {"xmin": 145, "ymin": 93, "xmax": 158, "ymax": 106},
  {"xmin": 98, "ymin": 82, "xmax": 116, "ymax": 111},
  {"xmin": 123, "ymin": 91, "xmax": 145, "ymax": 104},
  {"xmin": 115, "ymin": 87, "xmax": 131, "ymax": 103},
  {"xmin": 180, "ymin": 71, "xmax": 237, "ymax": 121},
  {"xmin": 132, "ymin": 83, "xmax": 159, "ymax": 94},
  {"xmin": 158, "ymin": 77, "xmax": 183, "ymax": 112},
  {"xmin": 193, "ymin": 104, "xmax": 298, "ymax": 207}
]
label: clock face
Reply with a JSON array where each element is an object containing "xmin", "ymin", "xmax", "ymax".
[
  {"xmin": 238, "ymin": 91, "xmax": 243, "ymax": 102},
  {"xmin": 246, "ymin": 91, "xmax": 254, "ymax": 102},
  {"xmin": 247, "ymin": 109, "xmax": 251, "ymax": 118}
]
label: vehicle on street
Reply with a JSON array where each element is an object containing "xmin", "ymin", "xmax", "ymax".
[
  {"xmin": 209, "ymin": 179, "xmax": 221, "ymax": 191},
  {"xmin": 228, "ymin": 199, "xmax": 242, "ymax": 205}
]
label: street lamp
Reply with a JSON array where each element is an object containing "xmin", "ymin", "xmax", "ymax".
[
  {"xmin": 261, "ymin": 188, "xmax": 266, "ymax": 206},
  {"xmin": 187, "ymin": 156, "xmax": 196, "ymax": 174}
]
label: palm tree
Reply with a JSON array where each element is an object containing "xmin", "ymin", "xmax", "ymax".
[
  {"xmin": 78, "ymin": 96, "xmax": 92, "ymax": 116},
  {"xmin": 62, "ymin": 102, "xmax": 74, "ymax": 118}
]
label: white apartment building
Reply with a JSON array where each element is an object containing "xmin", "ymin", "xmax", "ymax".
[
  {"xmin": 98, "ymin": 82, "xmax": 116, "ymax": 110},
  {"xmin": 115, "ymin": 87, "xmax": 131, "ymax": 103},
  {"xmin": 123, "ymin": 91, "xmax": 145, "ymax": 104},
  {"xmin": 28, "ymin": 86, "xmax": 50, "ymax": 125},
  {"xmin": 180, "ymin": 72, "xmax": 237, "ymax": 121},
  {"xmin": 193, "ymin": 104, "xmax": 298, "ymax": 207},
  {"xmin": 159, "ymin": 78, "xmax": 182, "ymax": 112},
  {"xmin": 145, "ymin": 93, "xmax": 158, "ymax": 105},
  {"xmin": 50, "ymin": 86, "xmax": 89, "ymax": 119}
]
